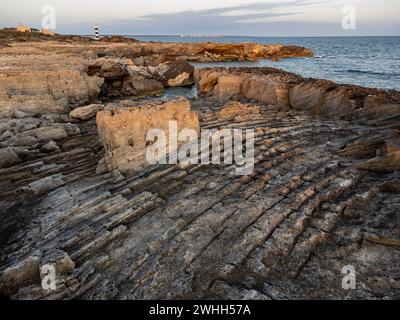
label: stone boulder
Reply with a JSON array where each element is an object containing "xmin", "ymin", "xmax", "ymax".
[
  {"xmin": 153, "ymin": 60, "xmax": 195, "ymax": 87},
  {"xmin": 0, "ymin": 147, "xmax": 22, "ymax": 168},
  {"xmin": 99, "ymin": 61, "xmax": 128, "ymax": 80},
  {"xmin": 356, "ymin": 138, "xmax": 400, "ymax": 172},
  {"xmin": 126, "ymin": 65, "xmax": 155, "ymax": 78},
  {"xmin": 34, "ymin": 127, "xmax": 68, "ymax": 142},
  {"xmin": 69, "ymin": 104, "xmax": 104, "ymax": 121},
  {"xmin": 195, "ymin": 67, "xmax": 298, "ymax": 105},
  {"xmin": 194, "ymin": 70, "xmax": 219, "ymax": 95},
  {"xmin": 122, "ymin": 74, "xmax": 164, "ymax": 97},
  {"xmin": 96, "ymin": 98, "xmax": 199, "ymax": 173},
  {"xmin": 87, "ymin": 59, "xmax": 130, "ymax": 80},
  {"xmin": 88, "ymin": 58, "xmax": 165, "ymax": 98}
]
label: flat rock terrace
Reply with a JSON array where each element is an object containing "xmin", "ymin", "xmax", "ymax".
[{"xmin": 0, "ymin": 32, "xmax": 399, "ymax": 300}]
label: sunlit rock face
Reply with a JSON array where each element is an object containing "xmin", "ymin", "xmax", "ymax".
[
  {"xmin": 153, "ymin": 60, "xmax": 195, "ymax": 87},
  {"xmin": 96, "ymin": 97, "xmax": 200, "ymax": 173},
  {"xmin": 195, "ymin": 67, "xmax": 400, "ymax": 173},
  {"xmin": 0, "ymin": 68, "xmax": 104, "ymax": 117},
  {"xmin": 195, "ymin": 67, "xmax": 400, "ymax": 119}
]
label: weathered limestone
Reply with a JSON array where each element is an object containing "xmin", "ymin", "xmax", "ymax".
[
  {"xmin": 87, "ymin": 58, "xmax": 165, "ymax": 98},
  {"xmin": 195, "ymin": 67, "xmax": 300, "ymax": 107},
  {"xmin": 0, "ymin": 37, "xmax": 313, "ymax": 115},
  {"xmin": 0, "ymin": 254, "xmax": 41, "ymax": 296},
  {"xmin": 211, "ymin": 74, "xmax": 243, "ymax": 100},
  {"xmin": 153, "ymin": 60, "xmax": 195, "ymax": 87},
  {"xmin": 194, "ymin": 67, "xmax": 400, "ymax": 176},
  {"xmin": 195, "ymin": 67, "xmax": 400, "ymax": 120},
  {"xmin": 35, "ymin": 127, "xmax": 68, "ymax": 141},
  {"xmin": 69, "ymin": 104, "xmax": 104, "ymax": 121},
  {"xmin": 1, "ymin": 91, "xmax": 399, "ymax": 299},
  {"xmin": 107, "ymin": 41, "xmax": 313, "ymax": 66},
  {"xmin": 0, "ymin": 68, "xmax": 104, "ymax": 117},
  {"xmin": 242, "ymin": 75, "xmax": 292, "ymax": 107},
  {"xmin": 289, "ymin": 82, "xmax": 324, "ymax": 111},
  {"xmin": 96, "ymin": 98, "xmax": 200, "ymax": 173},
  {"xmin": 202, "ymin": 102, "xmax": 262, "ymax": 122},
  {"xmin": 0, "ymin": 34, "xmax": 399, "ymax": 301},
  {"xmin": 356, "ymin": 138, "xmax": 400, "ymax": 172},
  {"xmin": 163, "ymin": 42, "xmax": 314, "ymax": 62},
  {"xmin": 41, "ymin": 140, "xmax": 60, "ymax": 153},
  {"xmin": 122, "ymin": 75, "xmax": 164, "ymax": 97},
  {"xmin": 0, "ymin": 147, "xmax": 22, "ymax": 168}
]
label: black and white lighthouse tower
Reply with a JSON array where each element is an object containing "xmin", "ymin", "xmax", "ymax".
[{"xmin": 94, "ymin": 25, "xmax": 100, "ymax": 40}]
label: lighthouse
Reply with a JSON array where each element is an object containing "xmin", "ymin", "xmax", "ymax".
[{"xmin": 94, "ymin": 25, "xmax": 100, "ymax": 40}]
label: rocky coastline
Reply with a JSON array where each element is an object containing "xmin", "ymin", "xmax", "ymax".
[{"xmin": 0, "ymin": 32, "xmax": 399, "ymax": 300}]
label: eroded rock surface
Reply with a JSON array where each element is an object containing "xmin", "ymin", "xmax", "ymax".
[
  {"xmin": 96, "ymin": 98, "xmax": 199, "ymax": 173},
  {"xmin": 0, "ymin": 37, "xmax": 399, "ymax": 300},
  {"xmin": 1, "ymin": 91, "xmax": 398, "ymax": 300},
  {"xmin": 153, "ymin": 60, "xmax": 195, "ymax": 87},
  {"xmin": 69, "ymin": 104, "xmax": 104, "ymax": 121},
  {"xmin": 0, "ymin": 36, "xmax": 313, "ymax": 116},
  {"xmin": 195, "ymin": 67, "xmax": 400, "ymax": 119}
]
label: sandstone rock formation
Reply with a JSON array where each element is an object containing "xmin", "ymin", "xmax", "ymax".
[
  {"xmin": 1, "ymin": 90, "xmax": 398, "ymax": 300},
  {"xmin": 0, "ymin": 44, "xmax": 104, "ymax": 118},
  {"xmin": 195, "ymin": 67, "xmax": 400, "ymax": 120},
  {"xmin": 195, "ymin": 67, "xmax": 300, "ymax": 106},
  {"xmin": 0, "ymin": 147, "xmax": 21, "ymax": 168},
  {"xmin": 0, "ymin": 67, "xmax": 104, "ymax": 117},
  {"xmin": 136, "ymin": 42, "xmax": 314, "ymax": 64},
  {"xmin": 153, "ymin": 60, "xmax": 195, "ymax": 87},
  {"xmin": 0, "ymin": 33, "xmax": 313, "ymax": 114},
  {"xmin": 0, "ymin": 36, "xmax": 399, "ymax": 300},
  {"xmin": 96, "ymin": 98, "xmax": 199, "ymax": 173},
  {"xmin": 122, "ymin": 75, "xmax": 164, "ymax": 97},
  {"xmin": 195, "ymin": 67, "xmax": 400, "ymax": 174},
  {"xmin": 87, "ymin": 58, "xmax": 194, "ymax": 97}
]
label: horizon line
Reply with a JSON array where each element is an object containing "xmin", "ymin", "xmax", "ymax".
[{"xmin": 80, "ymin": 34, "xmax": 400, "ymax": 38}]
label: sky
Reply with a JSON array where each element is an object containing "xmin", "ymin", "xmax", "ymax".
[{"xmin": 1, "ymin": 0, "xmax": 399, "ymax": 36}]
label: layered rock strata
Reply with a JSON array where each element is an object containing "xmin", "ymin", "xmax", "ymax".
[
  {"xmin": 1, "ymin": 94, "xmax": 399, "ymax": 300},
  {"xmin": 0, "ymin": 37, "xmax": 399, "ymax": 300},
  {"xmin": 195, "ymin": 67, "xmax": 400, "ymax": 120},
  {"xmin": 195, "ymin": 67, "xmax": 400, "ymax": 173}
]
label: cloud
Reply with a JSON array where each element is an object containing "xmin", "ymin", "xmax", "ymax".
[
  {"xmin": 136, "ymin": 0, "xmax": 325, "ymax": 24},
  {"xmin": 53, "ymin": 0, "xmax": 400, "ymax": 36},
  {"xmin": 91, "ymin": 0, "xmax": 328, "ymax": 35}
]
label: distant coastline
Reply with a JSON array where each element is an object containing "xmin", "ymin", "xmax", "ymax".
[{"xmin": 82, "ymin": 34, "xmax": 400, "ymax": 38}]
